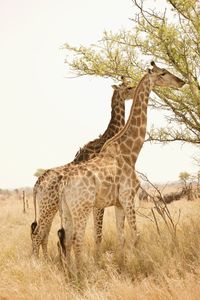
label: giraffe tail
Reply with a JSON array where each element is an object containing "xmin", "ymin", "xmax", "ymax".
[
  {"xmin": 57, "ymin": 228, "xmax": 66, "ymax": 256},
  {"xmin": 31, "ymin": 184, "xmax": 38, "ymax": 234}
]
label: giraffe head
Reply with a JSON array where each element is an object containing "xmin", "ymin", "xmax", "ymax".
[
  {"xmin": 148, "ymin": 61, "xmax": 185, "ymax": 88},
  {"xmin": 111, "ymin": 76, "xmax": 135, "ymax": 103}
]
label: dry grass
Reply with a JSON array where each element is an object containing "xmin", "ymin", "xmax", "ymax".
[{"xmin": 1, "ymin": 191, "xmax": 200, "ymax": 299}]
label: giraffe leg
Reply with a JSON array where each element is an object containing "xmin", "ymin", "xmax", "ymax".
[
  {"xmin": 40, "ymin": 205, "xmax": 59, "ymax": 259},
  {"xmin": 31, "ymin": 183, "xmax": 59, "ymax": 259},
  {"xmin": 123, "ymin": 203, "xmax": 137, "ymax": 246},
  {"xmin": 41, "ymin": 219, "xmax": 53, "ymax": 260},
  {"xmin": 31, "ymin": 221, "xmax": 47, "ymax": 258},
  {"xmin": 93, "ymin": 207, "xmax": 104, "ymax": 255},
  {"xmin": 59, "ymin": 204, "xmax": 73, "ymax": 280},
  {"xmin": 115, "ymin": 205, "xmax": 125, "ymax": 250},
  {"xmin": 31, "ymin": 208, "xmax": 57, "ymax": 259},
  {"xmin": 115, "ymin": 205, "xmax": 126, "ymax": 265},
  {"xmin": 31, "ymin": 226, "xmax": 42, "ymax": 258},
  {"xmin": 119, "ymin": 189, "xmax": 139, "ymax": 249},
  {"xmin": 73, "ymin": 208, "xmax": 92, "ymax": 275}
]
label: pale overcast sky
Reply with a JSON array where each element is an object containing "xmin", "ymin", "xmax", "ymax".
[{"xmin": 0, "ymin": 0, "xmax": 198, "ymax": 188}]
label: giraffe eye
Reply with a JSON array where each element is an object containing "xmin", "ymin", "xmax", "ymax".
[{"xmin": 161, "ymin": 73, "xmax": 165, "ymax": 76}]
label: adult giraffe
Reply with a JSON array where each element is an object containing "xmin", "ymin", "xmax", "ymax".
[
  {"xmin": 58, "ymin": 62, "xmax": 185, "ymax": 275},
  {"xmin": 31, "ymin": 78, "xmax": 135, "ymax": 258}
]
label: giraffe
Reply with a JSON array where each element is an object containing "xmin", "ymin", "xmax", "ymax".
[
  {"xmin": 57, "ymin": 62, "xmax": 185, "ymax": 275},
  {"xmin": 31, "ymin": 78, "xmax": 136, "ymax": 258}
]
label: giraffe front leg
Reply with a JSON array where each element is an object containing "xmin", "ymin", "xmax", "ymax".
[
  {"xmin": 115, "ymin": 205, "xmax": 126, "ymax": 265},
  {"xmin": 119, "ymin": 189, "xmax": 139, "ymax": 249},
  {"xmin": 125, "ymin": 202, "xmax": 138, "ymax": 247},
  {"xmin": 93, "ymin": 207, "xmax": 104, "ymax": 256},
  {"xmin": 115, "ymin": 205, "xmax": 125, "ymax": 249},
  {"xmin": 73, "ymin": 207, "xmax": 92, "ymax": 277}
]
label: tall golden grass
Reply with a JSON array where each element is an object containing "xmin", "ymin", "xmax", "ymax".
[{"xmin": 1, "ymin": 192, "xmax": 200, "ymax": 299}]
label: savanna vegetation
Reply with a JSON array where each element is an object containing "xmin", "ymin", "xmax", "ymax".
[
  {"xmin": 0, "ymin": 189, "xmax": 200, "ymax": 300},
  {"xmin": 1, "ymin": 1, "xmax": 200, "ymax": 299}
]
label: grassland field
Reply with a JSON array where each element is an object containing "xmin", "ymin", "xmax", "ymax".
[{"xmin": 0, "ymin": 187, "xmax": 200, "ymax": 300}]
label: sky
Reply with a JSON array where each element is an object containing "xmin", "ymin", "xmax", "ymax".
[{"xmin": 0, "ymin": 0, "xmax": 198, "ymax": 189}]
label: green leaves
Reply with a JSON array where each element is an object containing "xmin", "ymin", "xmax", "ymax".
[{"xmin": 63, "ymin": 0, "xmax": 200, "ymax": 144}]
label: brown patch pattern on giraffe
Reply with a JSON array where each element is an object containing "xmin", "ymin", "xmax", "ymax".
[
  {"xmin": 57, "ymin": 62, "xmax": 185, "ymax": 276},
  {"xmin": 31, "ymin": 79, "xmax": 135, "ymax": 258}
]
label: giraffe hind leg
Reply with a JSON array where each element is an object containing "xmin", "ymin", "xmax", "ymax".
[
  {"xmin": 31, "ymin": 214, "xmax": 55, "ymax": 259},
  {"xmin": 41, "ymin": 221, "xmax": 53, "ymax": 259},
  {"xmin": 93, "ymin": 207, "xmax": 104, "ymax": 256},
  {"xmin": 59, "ymin": 202, "xmax": 74, "ymax": 279},
  {"xmin": 31, "ymin": 223, "xmax": 43, "ymax": 258},
  {"xmin": 40, "ymin": 207, "xmax": 58, "ymax": 259}
]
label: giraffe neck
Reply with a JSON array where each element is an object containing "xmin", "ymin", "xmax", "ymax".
[
  {"xmin": 101, "ymin": 90, "xmax": 125, "ymax": 140},
  {"xmin": 103, "ymin": 74, "xmax": 151, "ymax": 166},
  {"xmin": 73, "ymin": 90, "xmax": 125, "ymax": 163}
]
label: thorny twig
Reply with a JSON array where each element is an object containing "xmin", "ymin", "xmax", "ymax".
[{"xmin": 136, "ymin": 170, "xmax": 181, "ymax": 240}]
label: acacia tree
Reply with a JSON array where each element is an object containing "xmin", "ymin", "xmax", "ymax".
[
  {"xmin": 179, "ymin": 171, "xmax": 191, "ymax": 188},
  {"xmin": 63, "ymin": 0, "xmax": 200, "ymax": 145}
]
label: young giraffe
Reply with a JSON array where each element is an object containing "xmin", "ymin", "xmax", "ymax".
[
  {"xmin": 58, "ymin": 62, "xmax": 185, "ymax": 274},
  {"xmin": 31, "ymin": 79, "xmax": 135, "ymax": 258}
]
